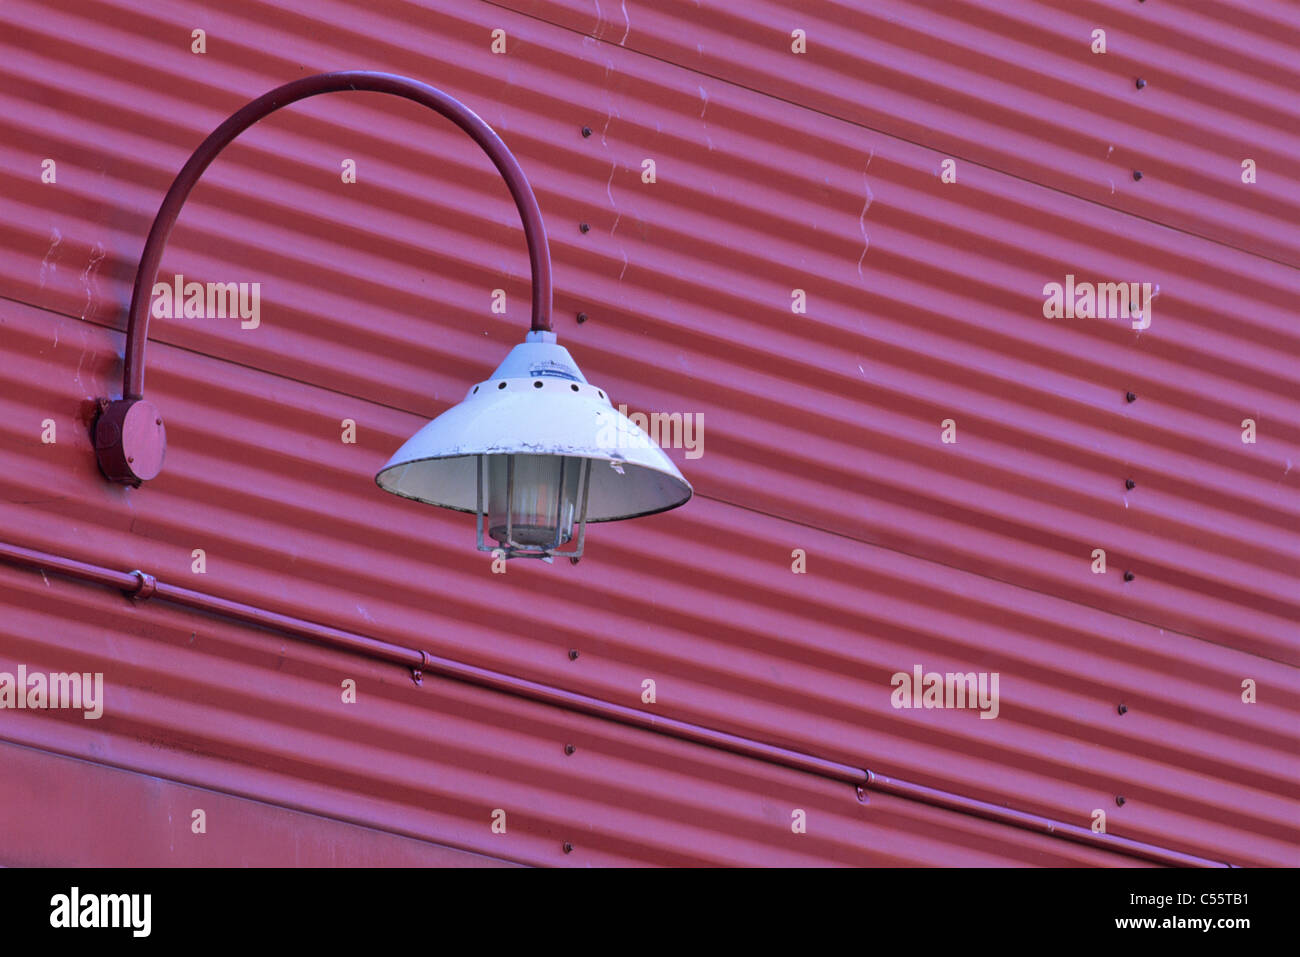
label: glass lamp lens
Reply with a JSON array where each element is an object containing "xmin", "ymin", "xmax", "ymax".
[{"xmin": 487, "ymin": 454, "xmax": 582, "ymax": 548}]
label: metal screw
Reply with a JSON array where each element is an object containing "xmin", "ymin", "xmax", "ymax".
[
  {"xmin": 1135, "ymin": 77, "xmax": 1146, "ymax": 89},
  {"xmin": 564, "ymin": 743, "xmax": 576, "ymax": 755},
  {"xmin": 127, "ymin": 456, "xmax": 134, "ymax": 463},
  {"xmin": 1124, "ymin": 570, "xmax": 1135, "ymax": 582},
  {"xmin": 568, "ymin": 649, "xmax": 579, "ymax": 660},
  {"xmin": 1125, "ymin": 478, "xmax": 1136, "ymax": 490},
  {"xmin": 1133, "ymin": 170, "xmax": 1143, "ymax": 181},
  {"xmin": 855, "ymin": 786, "xmax": 867, "ymax": 803},
  {"xmin": 563, "ymin": 841, "xmax": 574, "ymax": 853},
  {"xmin": 576, "ymin": 312, "xmax": 588, "ymax": 324},
  {"xmin": 1118, "ymin": 703, "xmax": 1128, "ymax": 715},
  {"xmin": 1125, "ymin": 391, "xmax": 1137, "ymax": 403},
  {"xmin": 581, "ymin": 126, "xmax": 592, "ymax": 138},
  {"xmin": 1116, "ymin": 795, "xmax": 1127, "ymax": 806},
  {"xmin": 579, "ymin": 222, "xmax": 590, "ymax": 233}
]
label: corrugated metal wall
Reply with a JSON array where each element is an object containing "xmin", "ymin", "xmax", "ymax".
[{"xmin": 0, "ymin": 0, "xmax": 1296, "ymax": 866}]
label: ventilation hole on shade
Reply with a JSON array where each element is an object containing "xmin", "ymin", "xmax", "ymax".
[
  {"xmin": 598, "ymin": 391, "xmax": 605, "ymax": 399},
  {"xmin": 533, "ymin": 380, "xmax": 544, "ymax": 389},
  {"xmin": 473, "ymin": 386, "xmax": 479, "ymax": 394},
  {"xmin": 570, "ymin": 384, "xmax": 579, "ymax": 392},
  {"xmin": 497, "ymin": 381, "xmax": 507, "ymax": 390}
]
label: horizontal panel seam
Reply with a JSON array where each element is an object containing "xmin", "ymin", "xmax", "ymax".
[
  {"xmin": 0, "ymin": 535, "xmax": 1230, "ymax": 867},
  {"xmin": 478, "ymin": 0, "xmax": 1300, "ymax": 272},
  {"xmin": 3, "ymin": 293, "xmax": 1286, "ymax": 670},
  {"xmin": 0, "ymin": 737, "xmax": 529, "ymax": 867}
]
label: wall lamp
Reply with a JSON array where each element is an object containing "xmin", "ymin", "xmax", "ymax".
[{"xmin": 93, "ymin": 71, "xmax": 692, "ymax": 562}]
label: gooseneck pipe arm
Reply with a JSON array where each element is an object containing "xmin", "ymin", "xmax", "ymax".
[
  {"xmin": 124, "ymin": 70, "xmax": 552, "ymax": 399},
  {"xmin": 95, "ymin": 70, "xmax": 553, "ymax": 486}
]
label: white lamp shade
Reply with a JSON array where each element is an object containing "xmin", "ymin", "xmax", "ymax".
[{"xmin": 375, "ymin": 336, "xmax": 693, "ymax": 523}]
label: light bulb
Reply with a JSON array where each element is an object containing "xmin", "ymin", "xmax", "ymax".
[{"xmin": 486, "ymin": 454, "xmax": 583, "ymax": 549}]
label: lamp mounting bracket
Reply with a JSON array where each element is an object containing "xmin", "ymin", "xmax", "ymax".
[{"xmin": 95, "ymin": 70, "xmax": 554, "ymax": 487}]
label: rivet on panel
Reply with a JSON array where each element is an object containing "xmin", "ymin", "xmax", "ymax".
[
  {"xmin": 1125, "ymin": 391, "xmax": 1137, "ymax": 403},
  {"xmin": 1116, "ymin": 795, "xmax": 1127, "ymax": 806},
  {"xmin": 568, "ymin": 649, "xmax": 579, "ymax": 660},
  {"xmin": 1135, "ymin": 77, "xmax": 1147, "ymax": 89},
  {"xmin": 1117, "ymin": 703, "xmax": 1128, "ymax": 715},
  {"xmin": 855, "ymin": 786, "xmax": 868, "ymax": 803},
  {"xmin": 1125, "ymin": 478, "xmax": 1136, "ymax": 490},
  {"xmin": 579, "ymin": 222, "xmax": 590, "ymax": 233},
  {"xmin": 581, "ymin": 126, "xmax": 592, "ymax": 138},
  {"xmin": 564, "ymin": 743, "xmax": 576, "ymax": 756},
  {"xmin": 576, "ymin": 312, "xmax": 588, "ymax": 324},
  {"xmin": 563, "ymin": 841, "xmax": 574, "ymax": 853},
  {"xmin": 1133, "ymin": 170, "xmax": 1143, "ymax": 181},
  {"xmin": 1124, "ymin": 570, "xmax": 1135, "ymax": 582}
]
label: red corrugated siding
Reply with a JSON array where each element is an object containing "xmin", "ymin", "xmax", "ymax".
[
  {"xmin": 0, "ymin": 0, "xmax": 1296, "ymax": 866},
  {"xmin": 0, "ymin": 740, "xmax": 518, "ymax": 867}
]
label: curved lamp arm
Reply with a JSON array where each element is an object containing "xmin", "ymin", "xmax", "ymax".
[{"xmin": 95, "ymin": 70, "xmax": 554, "ymax": 487}]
